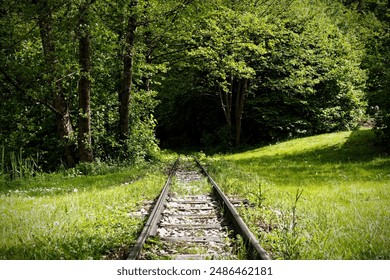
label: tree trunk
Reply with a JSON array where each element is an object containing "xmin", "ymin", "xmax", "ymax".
[
  {"xmin": 219, "ymin": 76, "xmax": 233, "ymax": 134},
  {"xmin": 234, "ymin": 78, "xmax": 248, "ymax": 146},
  {"xmin": 55, "ymin": 107, "xmax": 75, "ymax": 167},
  {"xmin": 141, "ymin": 30, "xmax": 153, "ymax": 92},
  {"xmin": 219, "ymin": 75, "xmax": 249, "ymax": 146},
  {"xmin": 119, "ymin": 0, "xmax": 138, "ymax": 141},
  {"xmin": 36, "ymin": 0, "xmax": 75, "ymax": 166},
  {"xmin": 141, "ymin": 0, "xmax": 152, "ymax": 92},
  {"xmin": 77, "ymin": 3, "xmax": 93, "ymax": 162}
]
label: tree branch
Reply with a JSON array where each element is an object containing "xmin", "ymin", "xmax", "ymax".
[{"xmin": 0, "ymin": 67, "xmax": 58, "ymax": 114}]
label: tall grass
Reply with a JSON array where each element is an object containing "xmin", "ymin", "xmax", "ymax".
[
  {"xmin": 206, "ymin": 129, "xmax": 390, "ymax": 259},
  {"xmin": 0, "ymin": 145, "xmax": 40, "ymax": 180}
]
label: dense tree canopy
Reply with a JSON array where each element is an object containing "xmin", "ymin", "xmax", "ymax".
[
  {"xmin": 156, "ymin": 0, "xmax": 371, "ymax": 146},
  {"xmin": 0, "ymin": 0, "xmax": 388, "ymax": 173}
]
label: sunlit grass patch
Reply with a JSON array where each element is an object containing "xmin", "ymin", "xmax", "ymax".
[{"xmin": 206, "ymin": 129, "xmax": 390, "ymax": 259}]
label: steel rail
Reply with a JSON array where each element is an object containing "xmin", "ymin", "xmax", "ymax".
[
  {"xmin": 127, "ymin": 157, "xmax": 180, "ymax": 260},
  {"xmin": 194, "ymin": 157, "xmax": 271, "ymax": 260}
]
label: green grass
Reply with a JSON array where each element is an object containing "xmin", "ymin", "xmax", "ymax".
[
  {"xmin": 2, "ymin": 131, "xmax": 389, "ymax": 260},
  {"xmin": 0, "ymin": 159, "xmax": 173, "ymax": 260},
  {"xmin": 205, "ymin": 129, "xmax": 390, "ymax": 259}
]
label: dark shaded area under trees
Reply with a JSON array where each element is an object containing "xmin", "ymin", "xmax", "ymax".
[{"xmin": 0, "ymin": 0, "xmax": 389, "ymax": 174}]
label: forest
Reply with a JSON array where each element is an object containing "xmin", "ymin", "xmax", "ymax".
[
  {"xmin": 1, "ymin": 0, "xmax": 389, "ymax": 262},
  {"xmin": 0, "ymin": 0, "xmax": 389, "ymax": 172}
]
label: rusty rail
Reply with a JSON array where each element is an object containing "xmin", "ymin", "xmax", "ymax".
[
  {"xmin": 194, "ymin": 157, "xmax": 271, "ymax": 260},
  {"xmin": 127, "ymin": 157, "xmax": 179, "ymax": 260}
]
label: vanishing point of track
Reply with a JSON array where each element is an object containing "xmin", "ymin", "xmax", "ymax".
[{"xmin": 127, "ymin": 156, "xmax": 270, "ymax": 260}]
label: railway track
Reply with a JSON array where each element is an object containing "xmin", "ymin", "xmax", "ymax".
[{"xmin": 127, "ymin": 156, "xmax": 270, "ymax": 260}]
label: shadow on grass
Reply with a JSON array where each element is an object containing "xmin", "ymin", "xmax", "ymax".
[
  {"xmin": 218, "ymin": 129, "xmax": 390, "ymax": 185},
  {"xmin": 235, "ymin": 130, "xmax": 388, "ymax": 164},
  {"xmin": 173, "ymin": 129, "xmax": 389, "ymax": 161},
  {"xmin": 319, "ymin": 129, "xmax": 387, "ymax": 163}
]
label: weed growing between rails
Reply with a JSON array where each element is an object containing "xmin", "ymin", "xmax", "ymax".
[
  {"xmin": 138, "ymin": 157, "xmax": 254, "ymax": 260},
  {"xmin": 170, "ymin": 157, "xmax": 212, "ymax": 196}
]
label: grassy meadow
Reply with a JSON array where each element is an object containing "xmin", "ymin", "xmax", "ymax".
[
  {"xmin": 0, "ymin": 159, "xmax": 173, "ymax": 259},
  {"xmin": 1, "ymin": 129, "xmax": 389, "ymax": 260},
  {"xmin": 205, "ymin": 129, "xmax": 390, "ymax": 259}
]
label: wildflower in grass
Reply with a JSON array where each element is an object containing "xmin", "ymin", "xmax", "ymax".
[{"xmin": 53, "ymin": 221, "xmax": 60, "ymax": 227}]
